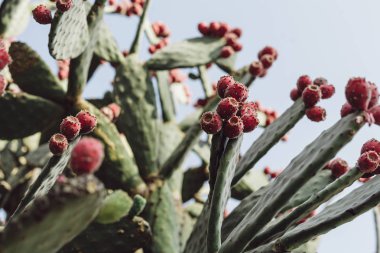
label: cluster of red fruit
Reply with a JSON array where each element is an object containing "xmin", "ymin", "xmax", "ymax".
[
  {"xmin": 200, "ymin": 75, "xmax": 259, "ymax": 139},
  {"xmin": 49, "ymin": 110, "xmax": 97, "ymax": 156},
  {"xmin": 341, "ymin": 78, "xmax": 380, "ymax": 125},
  {"xmin": 0, "ymin": 40, "xmax": 11, "ymax": 96},
  {"xmin": 109, "ymin": 0, "xmax": 145, "ymax": 16},
  {"xmin": 263, "ymin": 166, "xmax": 282, "ymax": 179},
  {"xmin": 100, "ymin": 103, "xmax": 121, "ymax": 122},
  {"xmin": 32, "ymin": 0, "xmax": 72, "ymax": 25},
  {"xmin": 249, "ymin": 46, "xmax": 278, "ymax": 78},
  {"xmin": 290, "ymin": 76, "xmax": 335, "ymax": 122},
  {"xmin": 197, "ymin": 21, "xmax": 242, "ymax": 59},
  {"xmin": 148, "ymin": 21, "xmax": 171, "ymax": 54},
  {"xmin": 356, "ymin": 139, "xmax": 380, "ymax": 182}
]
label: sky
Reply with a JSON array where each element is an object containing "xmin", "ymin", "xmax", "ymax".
[{"xmin": 16, "ymin": 0, "xmax": 380, "ymax": 252}]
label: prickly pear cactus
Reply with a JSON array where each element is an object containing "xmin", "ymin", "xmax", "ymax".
[{"xmin": 1, "ymin": 0, "xmax": 380, "ymax": 253}]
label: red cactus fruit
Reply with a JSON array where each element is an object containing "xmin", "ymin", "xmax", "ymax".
[
  {"xmin": 328, "ymin": 158, "xmax": 349, "ymax": 178},
  {"xmin": 239, "ymin": 102, "xmax": 258, "ymax": 116},
  {"xmin": 108, "ymin": 103, "xmax": 121, "ymax": 119},
  {"xmin": 258, "ymin": 46, "xmax": 278, "ymax": 60},
  {"xmin": 220, "ymin": 46, "xmax": 234, "ymax": 58},
  {"xmin": 258, "ymin": 69, "xmax": 267, "ymax": 78},
  {"xmin": 70, "ymin": 137, "xmax": 104, "ymax": 174},
  {"xmin": 225, "ymin": 82, "xmax": 249, "ymax": 102},
  {"xmin": 216, "ymin": 97, "xmax": 239, "ymax": 119},
  {"xmin": 56, "ymin": 0, "xmax": 72, "ymax": 12},
  {"xmin": 0, "ymin": 48, "xmax": 11, "ymax": 71},
  {"xmin": 198, "ymin": 22, "xmax": 209, "ymax": 36},
  {"xmin": 302, "ymin": 84, "xmax": 321, "ymax": 108},
  {"xmin": 223, "ymin": 116, "xmax": 244, "ymax": 139},
  {"xmin": 368, "ymin": 82, "xmax": 379, "ymax": 108},
  {"xmin": 313, "ymin": 77, "xmax": 328, "ymax": 86},
  {"xmin": 340, "ymin": 102, "xmax": 356, "ymax": 118},
  {"xmin": 370, "ymin": 105, "xmax": 380, "ymax": 125},
  {"xmin": 361, "ymin": 139, "xmax": 380, "ymax": 155},
  {"xmin": 358, "ymin": 151, "xmax": 380, "ymax": 173},
  {"xmin": 217, "ymin": 22, "xmax": 230, "ymax": 37},
  {"xmin": 32, "ymin": 5, "xmax": 52, "ymax": 24},
  {"xmin": 76, "ymin": 110, "xmax": 97, "ymax": 134},
  {"xmin": 49, "ymin": 133, "xmax": 68, "ymax": 155},
  {"xmin": 216, "ymin": 76, "xmax": 234, "ymax": 98},
  {"xmin": 209, "ymin": 22, "xmax": 220, "ymax": 36},
  {"xmin": 231, "ymin": 28, "xmax": 242, "ymax": 38},
  {"xmin": 249, "ymin": 61, "xmax": 264, "ymax": 77},
  {"xmin": 263, "ymin": 166, "xmax": 271, "ymax": 175},
  {"xmin": 305, "ymin": 106, "xmax": 326, "ymax": 122},
  {"xmin": 241, "ymin": 113, "xmax": 259, "ymax": 132},
  {"xmin": 260, "ymin": 54, "xmax": 274, "ymax": 69},
  {"xmin": 296, "ymin": 75, "xmax": 312, "ymax": 92},
  {"xmin": 0, "ymin": 75, "xmax": 7, "ymax": 96},
  {"xmin": 320, "ymin": 84, "xmax": 335, "ymax": 99},
  {"xmin": 200, "ymin": 112, "xmax": 223, "ymax": 134},
  {"xmin": 231, "ymin": 41, "xmax": 243, "ymax": 52},
  {"xmin": 290, "ymin": 88, "xmax": 301, "ymax": 101},
  {"xmin": 60, "ymin": 116, "xmax": 81, "ymax": 140},
  {"xmin": 345, "ymin": 77, "xmax": 371, "ymax": 110}
]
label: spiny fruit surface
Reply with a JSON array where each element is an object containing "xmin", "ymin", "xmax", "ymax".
[
  {"xmin": 368, "ymin": 82, "xmax": 379, "ymax": 108},
  {"xmin": 370, "ymin": 105, "xmax": 380, "ymax": 125},
  {"xmin": 224, "ymin": 82, "xmax": 248, "ymax": 102},
  {"xmin": 290, "ymin": 88, "xmax": 301, "ymax": 101},
  {"xmin": 76, "ymin": 110, "xmax": 97, "ymax": 134},
  {"xmin": 357, "ymin": 151, "xmax": 380, "ymax": 173},
  {"xmin": 60, "ymin": 116, "xmax": 81, "ymax": 140},
  {"xmin": 70, "ymin": 137, "xmax": 105, "ymax": 174},
  {"xmin": 223, "ymin": 115, "xmax": 244, "ymax": 139},
  {"xmin": 320, "ymin": 84, "xmax": 335, "ymax": 99},
  {"xmin": 200, "ymin": 112, "xmax": 223, "ymax": 134},
  {"xmin": 296, "ymin": 75, "xmax": 312, "ymax": 92},
  {"xmin": 345, "ymin": 77, "xmax": 370, "ymax": 110},
  {"xmin": 32, "ymin": 5, "xmax": 52, "ymax": 25},
  {"xmin": 302, "ymin": 84, "xmax": 321, "ymax": 108},
  {"xmin": 361, "ymin": 139, "xmax": 380, "ymax": 155},
  {"xmin": 238, "ymin": 102, "xmax": 258, "ymax": 116},
  {"xmin": 217, "ymin": 75, "xmax": 235, "ymax": 98},
  {"xmin": 241, "ymin": 113, "xmax": 259, "ymax": 132},
  {"xmin": 216, "ymin": 97, "xmax": 239, "ymax": 119},
  {"xmin": 49, "ymin": 133, "xmax": 68, "ymax": 155},
  {"xmin": 305, "ymin": 106, "xmax": 326, "ymax": 122},
  {"xmin": 328, "ymin": 158, "xmax": 349, "ymax": 178},
  {"xmin": 249, "ymin": 61, "xmax": 263, "ymax": 77}
]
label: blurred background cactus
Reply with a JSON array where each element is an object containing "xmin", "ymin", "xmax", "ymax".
[{"xmin": 1, "ymin": 0, "xmax": 380, "ymax": 252}]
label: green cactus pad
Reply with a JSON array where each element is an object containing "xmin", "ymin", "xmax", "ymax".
[
  {"xmin": 0, "ymin": 92, "xmax": 64, "ymax": 140},
  {"xmin": 0, "ymin": 0, "xmax": 30, "ymax": 38},
  {"xmin": 59, "ymin": 216, "xmax": 152, "ymax": 253},
  {"xmin": 11, "ymin": 137, "xmax": 80, "ymax": 217},
  {"xmin": 182, "ymin": 165, "xmax": 208, "ymax": 202},
  {"xmin": 25, "ymin": 143, "xmax": 51, "ymax": 168},
  {"xmin": 95, "ymin": 190, "xmax": 133, "ymax": 224},
  {"xmin": 219, "ymin": 112, "xmax": 364, "ymax": 253},
  {"xmin": 215, "ymin": 54, "xmax": 237, "ymax": 74},
  {"xmin": 231, "ymin": 170, "xmax": 269, "ymax": 200},
  {"xmin": 146, "ymin": 37, "xmax": 225, "ymax": 70},
  {"xmin": 9, "ymin": 42, "xmax": 66, "ymax": 103},
  {"xmin": 254, "ymin": 175, "xmax": 380, "ymax": 253},
  {"xmin": 145, "ymin": 182, "xmax": 181, "ymax": 253},
  {"xmin": 113, "ymin": 54, "xmax": 158, "ymax": 179},
  {"xmin": 79, "ymin": 101, "xmax": 146, "ymax": 196},
  {"xmin": 233, "ymin": 99, "xmax": 306, "ymax": 185},
  {"xmin": 2, "ymin": 175, "xmax": 105, "ymax": 253},
  {"xmin": 128, "ymin": 194, "xmax": 146, "ymax": 218},
  {"xmin": 94, "ymin": 22, "xmax": 125, "ymax": 64},
  {"xmin": 48, "ymin": 0, "xmax": 89, "ymax": 60},
  {"xmin": 157, "ymin": 122, "xmax": 184, "ymax": 167},
  {"xmin": 156, "ymin": 71, "xmax": 176, "ymax": 122}
]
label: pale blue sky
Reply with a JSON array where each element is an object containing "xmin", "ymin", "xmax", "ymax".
[{"xmin": 19, "ymin": 0, "xmax": 380, "ymax": 252}]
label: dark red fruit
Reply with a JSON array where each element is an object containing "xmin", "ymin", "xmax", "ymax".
[
  {"xmin": 370, "ymin": 105, "xmax": 380, "ymax": 125},
  {"xmin": 70, "ymin": 137, "xmax": 104, "ymax": 174},
  {"xmin": 56, "ymin": 0, "xmax": 72, "ymax": 12},
  {"xmin": 32, "ymin": 5, "xmax": 52, "ymax": 24},
  {"xmin": 76, "ymin": 110, "xmax": 97, "ymax": 134},
  {"xmin": 217, "ymin": 22, "xmax": 230, "ymax": 37},
  {"xmin": 368, "ymin": 82, "xmax": 379, "ymax": 108},
  {"xmin": 239, "ymin": 102, "xmax": 258, "ymax": 116},
  {"xmin": 305, "ymin": 106, "xmax": 326, "ymax": 122},
  {"xmin": 260, "ymin": 54, "xmax": 274, "ymax": 69},
  {"xmin": 313, "ymin": 77, "xmax": 328, "ymax": 86},
  {"xmin": 328, "ymin": 158, "xmax": 349, "ymax": 178},
  {"xmin": 216, "ymin": 97, "xmax": 239, "ymax": 119},
  {"xmin": 217, "ymin": 75, "xmax": 235, "ymax": 98},
  {"xmin": 0, "ymin": 48, "xmax": 11, "ymax": 71},
  {"xmin": 296, "ymin": 75, "xmax": 312, "ymax": 92},
  {"xmin": 320, "ymin": 84, "xmax": 335, "ymax": 99},
  {"xmin": 358, "ymin": 151, "xmax": 380, "ymax": 173},
  {"xmin": 220, "ymin": 46, "xmax": 234, "ymax": 58},
  {"xmin": 49, "ymin": 133, "xmax": 68, "ymax": 155},
  {"xmin": 258, "ymin": 46, "xmax": 278, "ymax": 60},
  {"xmin": 198, "ymin": 22, "xmax": 209, "ymax": 36},
  {"xmin": 209, "ymin": 22, "xmax": 220, "ymax": 36},
  {"xmin": 340, "ymin": 102, "xmax": 356, "ymax": 118},
  {"xmin": 290, "ymin": 88, "xmax": 301, "ymax": 101},
  {"xmin": 223, "ymin": 116, "xmax": 244, "ymax": 139},
  {"xmin": 345, "ymin": 77, "xmax": 371, "ymax": 110},
  {"xmin": 200, "ymin": 112, "xmax": 222, "ymax": 134},
  {"xmin": 263, "ymin": 166, "xmax": 271, "ymax": 174},
  {"xmin": 60, "ymin": 116, "xmax": 81, "ymax": 140},
  {"xmin": 302, "ymin": 84, "xmax": 321, "ymax": 108},
  {"xmin": 231, "ymin": 28, "xmax": 242, "ymax": 38},
  {"xmin": 361, "ymin": 139, "xmax": 380, "ymax": 155},
  {"xmin": 241, "ymin": 113, "xmax": 259, "ymax": 132},
  {"xmin": 249, "ymin": 61, "xmax": 264, "ymax": 77},
  {"xmin": 225, "ymin": 82, "xmax": 248, "ymax": 102}
]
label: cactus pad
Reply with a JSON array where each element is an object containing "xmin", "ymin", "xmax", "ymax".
[{"xmin": 0, "ymin": 0, "xmax": 30, "ymax": 38}]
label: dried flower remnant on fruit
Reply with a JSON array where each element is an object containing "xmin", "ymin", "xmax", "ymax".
[
  {"xmin": 49, "ymin": 133, "xmax": 68, "ymax": 155},
  {"xmin": 357, "ymin": 151, "xmax": 380, "ymax": 173},
  {"xmin": 200, "ymin": 112, "xmax": 222, "ymax": 134},
  {"xmin": 223, "ymin": 115, "xmax": 244, "ymax": 139},
  {"xmin": 60, "ymin": 116, "xmax": 81, "ymax": 140},
  {"xmin": 302, "ymin": 84, "xmax": 321, "ymax": 108}
]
